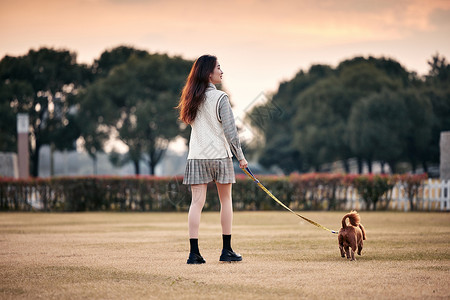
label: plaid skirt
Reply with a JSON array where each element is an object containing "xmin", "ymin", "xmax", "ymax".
[{"xmin": 183, "ymin": 158, "xmax": 236, "ymax": 185}]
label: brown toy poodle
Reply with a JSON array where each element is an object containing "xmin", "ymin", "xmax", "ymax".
[{"xmin": 338, "ymin": 211, "xmax": 366, "ymax": 261}]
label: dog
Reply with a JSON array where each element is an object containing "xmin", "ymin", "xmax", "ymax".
[{"xmin": 338, "ymin": 211, "xmax": 366, "ymax": 261}]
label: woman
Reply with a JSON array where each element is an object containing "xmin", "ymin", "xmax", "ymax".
[{"xmin": 177, "ymin": 55, "xmax": 248, "ymax": 264}]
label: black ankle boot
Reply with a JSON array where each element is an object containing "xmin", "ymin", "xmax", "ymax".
[
  {"xmin": 219, "ymin": 249, "xmax": 242, "ymax": 262},
  {"xmin": 187, "ymin": 252, "xmax": 206, "ymax": 264}
]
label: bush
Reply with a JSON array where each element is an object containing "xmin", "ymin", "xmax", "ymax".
[
  {"xmin": 350, "ymin": 174, "xmax": 397, "ymax": 210},
  {"xmin": 398, "ymin": 173, "xmax": 428, "ymax": 211},
  {"xmin": 0, "ymin": 173, "xmax": 427, "ymax": 212}
]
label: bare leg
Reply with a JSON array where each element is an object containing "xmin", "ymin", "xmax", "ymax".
[
  {"xmin": 216, "ymin": 182, "xmax": 233, "ymax": 235},
  {"xmin": 188, "ymin": 184, "xmax": 207, "ymax": 238}
]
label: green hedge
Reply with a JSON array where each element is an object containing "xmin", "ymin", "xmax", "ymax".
[{"xmin": 0, "ymin": 173, "xmax": 427, "ymax": 212}]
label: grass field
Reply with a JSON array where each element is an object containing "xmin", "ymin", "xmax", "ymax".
[{"xmin": 1, "ymin": 211, "xmax": 449, "ymax": 299}]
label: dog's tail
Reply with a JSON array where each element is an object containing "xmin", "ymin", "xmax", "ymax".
[
  {"xmin": 359, "ymin": 224, "xmax": 366, "ymax": 240},
  {"xmin": 341, "ymin": 210, "xmax": 360, "ymax": 228}
]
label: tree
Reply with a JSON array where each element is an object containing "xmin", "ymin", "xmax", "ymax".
[
  {"xmin": 74, "ymin": 82, "xmax": 112, "ymax": 174},
  {"xmin": 92, "ymin": 45, "xmax": 148, "ymax": 78},
  {"xmin": 82, "ymin": 53, "xmax": 192, "ymax": 175},
  {"xmin": 137, "ymin": 93, "xmax": 179, "ymax": 175},
  {"xmin": 348, "ymin": 90, "xmax": 408, "ymax": 173},
  {"xmin": 426, "ymin": 53, "xmax": 450, "ymax": 83},
  {"xmin": 0, "ymin": 48, "xmax": 88, "ymax": 176},
  {"xmin": 423, "ymin": 54, "xmax": 450, "ymax": 168},
  {"xmin": 0, "ymin": 101, "xmax": 16, "ymax": 151},
  {"xmin": 248, "ymin": 56, "xmax": 416, "ymax": 174},
  {"xmin": 402, "ymin": 90, "xmax": 433, "ymax": 172},
  {"xmin": 74, "ymin": 46, "xmax": 148, "ymax": 174},
  {"xmin": 0, "ymin": 81, "xmax": 30, "ymax": 152},
  {"xmin": 292, "ymin": 76, "xmax": 354, "ymax": 172},
  {"xmin": 338, "ymin": 57, "xmax": 411, "ymax": 172},
  {"xmin": 247, "ymin": 65, "xmax": 333, "ymax": 173}
]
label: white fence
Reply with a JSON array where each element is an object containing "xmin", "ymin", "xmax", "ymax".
[{"xmin": 345, "ymin": 179, "xmax": 450, "ymax": 211}]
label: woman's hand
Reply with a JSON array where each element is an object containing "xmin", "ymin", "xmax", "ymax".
[{"xmin": 239, "ymin": 158, "xmax": 248, "ymax": 169}]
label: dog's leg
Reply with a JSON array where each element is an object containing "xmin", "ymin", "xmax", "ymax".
[
  {"xmin": 350, "ymin": 237, "xmax": 357, "ymax": 261},
  {"xmin": 345, "ymin": 246, "xmax": 351, "ymax": 259},
  {"xmin": 338, "ymin": 235, "xmax": 345, "ymax": 258},
  {"xmin": 350, "ymin": 249, "xmax": 356, "ymax": 261},
  {"xmin": 339, "ymin": 244, "xmax": 345, "ymax": 258},
  {"xmin": 358, "ymin": 240, "xmax": 363, "ymax": 256},
  {"xmin": 349, "ymin": 232, "xmax": 358, "ymax": 261}
]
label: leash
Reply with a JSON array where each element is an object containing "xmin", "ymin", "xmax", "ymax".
[{"xmin": 241, "ymin": 167, "xmax": 338, "ymax": 234}]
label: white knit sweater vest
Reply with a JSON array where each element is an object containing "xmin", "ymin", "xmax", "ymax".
[{"xmin": 187, "ymin": 88, "xmax": 233, "ymax": 159}]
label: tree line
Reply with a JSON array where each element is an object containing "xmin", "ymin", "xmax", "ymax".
[
  {"xmin": 246, "ymin": 55, "xmax": 450, "ymax": 175},
  {"xmin": 0, "ymin": 46, "xmax": 192, "ymax": 176},
  {"xmin": 1, "ymin": 47, "xmax": 449, "ymax": 177}
]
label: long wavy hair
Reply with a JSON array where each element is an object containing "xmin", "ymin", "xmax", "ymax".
[{"xmin": 177, "ymin": 55, "xmax": 217, "ymax": 124}]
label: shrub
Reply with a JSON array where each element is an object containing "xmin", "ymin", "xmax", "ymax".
[
  {"xmin": 351, "ymin": 174, "xmax": 398, "ymax": 210},
  {"xmin": 0, "ymin": 173, "xmax": 428, "ymax": 212},
  {"xmin": 399, "ymin": 173, "xmax": 428, "ymax": 211}
]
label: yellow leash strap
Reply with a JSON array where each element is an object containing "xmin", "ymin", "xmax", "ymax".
[{"xmin": 241, "ymin": 167, "xmax": 338, "ymax": 234}]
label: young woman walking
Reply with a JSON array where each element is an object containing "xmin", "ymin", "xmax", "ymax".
[{"xmin": 177, "ymin": 55, "xmax": 248, "ymax": 264}]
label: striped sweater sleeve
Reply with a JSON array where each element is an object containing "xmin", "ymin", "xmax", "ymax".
[{"xmin": 218, "ymin": 95, "xmax": 245, "ymax": 161}]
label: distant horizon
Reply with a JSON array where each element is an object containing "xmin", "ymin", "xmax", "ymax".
[
  {"xmin": 3, "ymin": 43, "xmax": 443, "ymax": 75},
  {"xmin": 1, "ymin": 43, "xmax": 443, "ymax": 102}
]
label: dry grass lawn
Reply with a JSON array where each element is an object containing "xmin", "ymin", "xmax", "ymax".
[{"xmin": 1, "ymin": 211, "xmax": 449, "ymax": 299}]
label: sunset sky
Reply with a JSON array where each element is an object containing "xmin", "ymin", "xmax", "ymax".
[{"xmin": 1, "ymin": 0, "xmax": 450, "ymax": 117}]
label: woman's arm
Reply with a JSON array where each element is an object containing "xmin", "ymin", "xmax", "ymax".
[{"xmin": 218, "ymin": 95, "xmax": 248, "ymax": 168}]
